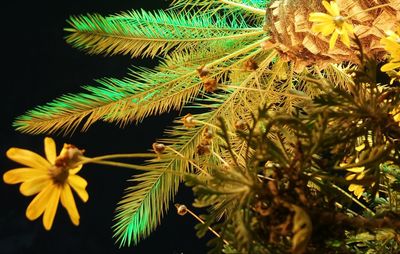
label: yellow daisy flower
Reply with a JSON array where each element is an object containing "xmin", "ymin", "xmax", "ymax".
[
  {"xmin": 348, "ymin": 182, "xmax": 365, "ymax": 199},
  {"xmin": 391, "ymin": 106, "xmax": 400, "ymax": 126},
  {"xmin": 3, "ymin": 137, "xmax": 88, "ymax": 230},
  {"xmin": 309, "ymin": 0, "xmax": 354, "ymax": 49},
  {"xmin": 341, "ymin": 155, "xmax": 372, "ymax": 199},
  {"xmin": 380, "ymin": 28, "xmax": 400, "ymax": 77},
  {"xmin": 345, "ymin": 167, "xmax": 366, "ymax": 199}
]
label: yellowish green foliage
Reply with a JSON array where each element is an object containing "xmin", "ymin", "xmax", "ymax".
[{"xmin": 10, "ymin": 0, "xmax": 375, "ymax": 249}]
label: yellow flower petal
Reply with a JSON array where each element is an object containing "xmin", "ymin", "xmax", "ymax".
[
  {"xmin": 26, "ymin": 184, "xmax": 54, "ymax": 221},
  {"xmin": 321, "ymin": 24, "xmax": 336, "ymax": 36},
  {"xmin": 7, "ymin": 148, "xmax": 51, "ymax": 170},
  {"xmin": 348, "ymin": 184, "xmax": 357, "ymax": 191},
  {"xmin": 19, "ymin": 176, "xmax": 51, "ymax": 196},
  {"xmin": 345, "ymin": 173, "xmax": 356, "ymax": 181},
  {"xmin": 329, "ymin": 31, "xmax": 339, "ymax": 49},
  {"xmin": 69, "ymin": 164, "xmax": 83, "ymax": 175},
  {"xmin": 340, "ymin": 30, "xmax": 350, "ymax": 47},
  {"xmin": 61, "ymin": 184, "xmax": 80, "ymax": 226},
  {"xmin": 343, "ymin": 22, "xmax": 353, "ymax": 34},
  {"xmin": 355, "ymin": 143, "xmax": 365, "ymax": 152},
  {"xmin": 43, "ymin": 186, "xmax": 61, "ymax": 231},
  {"xmin": 393, "ymin": 111, "xmax": 400, "ymax": 123},
  {"xmin": 309, "ymin": 12, "xmax": 333, "ymax": 23},
  {"xmin": 68, "ymin": 175, "xmax": 89, "ymax": 202},
  {"xmin": 322, "ymin": 1, "xmax": 339, "ymax": 16},
  {"xmin": 312, "ymin": 23, "xmax": 335, "ymax": 36},
  {"xmin": 44, "ymin": 137, "xmax": 57, "ymax": 164},
  {"xmin": 348, "ymin": 184, "xmax": 364, "ymax": 198},
  {"xmin": 381, "ymin": 38, "xmax": 400, "ymax": 53},
  {"xmin": 346, "ymin": 166, "xmax": 365, "ymax": 173},
  {"xmin": 381, "ymin": 62, "xmax": 400, "ymax": 72},
  {"xmin": 356, "ymin": 173, "xmax": 365, "ymax": 180},
  {"xmin": 3, "ymin": 168, "xmax": 46, "ymax": 184}
]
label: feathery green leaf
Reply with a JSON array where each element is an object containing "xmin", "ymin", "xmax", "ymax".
[
  {"xmin": 65, "ymin": 9, "xmax": 263, "ymax": 58},
  {"xmin": 14, "ymin": 35, "xmax": 266, "ymax": 134},
  {"xmin": 112, "ymin": 92, "xmax": 233, "ymax": 246}
]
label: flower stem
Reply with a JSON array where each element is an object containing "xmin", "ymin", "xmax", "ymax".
[
  {"xmin": 193, "ymin": 120, "xmax": 237, "ymax": 137},
  {"xmin": 81, "ymin": 153, "xmax": 157, "ymax": 164},
  {"xmin": 184, "ymin": 205, "xmax": 230, "ymax": 245},
  {"xmin": 330, "ymin": 183, "xmax": 375, "ymax": 216},
  {"xmin": 220, "ymin": 85, "xmax": 311, "ymax": 99},
  {"xmin": 166, "ymin": 146, "xmax": 210, "ymax": 176},
  {"xmin": 193, "ymin": 120, "xmax": 221, "ymax": 131},
  {"xmin": 212, "ymin": 150, "xmax": 230, "ymax": 168},
  {"xmin": 85, "ymin": 159, "xmax": 189, "ymax": 177}
]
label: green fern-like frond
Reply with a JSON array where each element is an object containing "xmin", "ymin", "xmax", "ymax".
[
  {"xmin": 65, "ymin": 9, "xmax": 264, "ymax": 58},
  {"xmin": 170, "ymin": 0, "xmax": 269, "ymax": 19},
  {"xmin": 112, "ymin": 92, "xmax": 234, "ymax": 246},
  {"xmin": 112, "ymin": 50, "xmax": 282, "ymax": 246},
  {"xmin": 112, "ymin": 52, "xmax": 280, "ymax": 244},
  {"xmin": 108, "ymin": 38, "xmax": 266, "ymax": 123},
  {"xmin": 13, "ymin": 66, "xmax": 202, "ymax": 134},
  {"xmin": 15, "ymin": 7, "xmax": 266, "ymax": 135},
  {"xmin": 14, "ymin": 33, "xmax": 266, "ymax": 134},
  {"xmin": 13, "ymin": 77, "xmax": 137, "ymax": 134},
  {"xmin": 323, "ymin": 63, "xmax": 356, "ymax": 90}
]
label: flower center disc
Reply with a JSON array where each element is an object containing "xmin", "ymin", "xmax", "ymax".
[
  {"xmin": 333, "ymin": 16, "xmax": 345, "ymax": 27},
  {"xmin": 50, "ymin": 166, "xmax": 69, "ymax": 184}
]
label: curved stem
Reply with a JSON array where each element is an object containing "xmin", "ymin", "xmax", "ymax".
[
  {"xmin": 206, "ymin": 37, "xmax": 269, "ymax": 69},
  {"xmin": 212, "ymin": 150, "xmax": 230, "ymax": 168},
  {"xmin": 184, "ymin": 205, "xmax": 230, "ymax": 245},
  {"xmin": 166, "ymin": 146, "xmax": 210, "ymax": 176},
  {"xmin": 330, "ymin": 183, "xmax": 375, "ymax": 216},
  {"xmin": 85, "ymin": 159, "xmax": 189, "ymax": 177},
  {"xmin": 220, "ymin": 85, "xmax": 311, "ymax": 99},
  {"xmin": 193, "ymin": 119, "xmax": 221, "ymax": 131},
  {"xmin": 194, "ymin": 119, "xmax": 237, "ymax": 137},
  {"xmin": 81, "ymin": 153, "xmax": 157, "ymax": 164}
]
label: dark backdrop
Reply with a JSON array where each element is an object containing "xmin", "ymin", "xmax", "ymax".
[{"xmin": 1, "ymin": 1, "xmax": 209, "ymax": 253}]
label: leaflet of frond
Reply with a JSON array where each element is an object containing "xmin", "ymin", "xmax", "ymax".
[
  {"xmin": 170, "ymin": 0, "xmax": 269, "ymax": 19},
  {"xmin": 104, "ymin": 38, "xmax": 266, "ymax": 125},
  {"xmin": 65, "ymin": 10, "xmax": 263, "ymax": 58},
  {"xmin": 112, "ymin": 94, "xmax": 233, "ymax": 246},
  {"xmin": 13, "ymin": 66, "xmax": 199, "ymax": 134}
]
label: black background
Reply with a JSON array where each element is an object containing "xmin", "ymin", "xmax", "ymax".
[{"xmin": 1, "ymin": 1, "xmax": 209, "ymax": 253}]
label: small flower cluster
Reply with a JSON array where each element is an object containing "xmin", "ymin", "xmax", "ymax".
[
  {"xmin": 197, "ymin": 65, "xmax": 218, "ymax": 93},
  {"xmin": 340, "ymin": 144, "xmax": 375, "ymax": 199},
  {"xmin": 380, "ymin": 27, "xmax": 400, "ymax": 83},
  {"xmin": 197, "ymin": 127, "xmax": 213, "ymax": 155},
  {"xmin": 182, "ymin": 113, "xmax": 196, "ymax": 128}
]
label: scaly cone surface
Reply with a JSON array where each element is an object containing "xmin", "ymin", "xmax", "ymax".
[{"xmin": 266, "ymin": 0, "xmax": 400, "ymax": 70}]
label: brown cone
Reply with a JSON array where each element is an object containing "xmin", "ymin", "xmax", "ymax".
[{"xmin": 265, "ymin": 0, "xmax": 400, "ymax": 70}]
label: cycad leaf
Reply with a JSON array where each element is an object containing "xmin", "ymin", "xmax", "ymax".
[
  {"xmin": 113, "ymin": 93, "xmax": 233, "ymax": 246},
  {"xmin": 170, "ymin": 0, "xmax": 269, "ymax": 14},
  {"xmin": 13, "ymin": 77, "xmax": 137, "ymax": 135},
  {"xmin": 14, "ymin": 60, "xmax": 205, "ymax": 134},
  {"xmin": 113, "ymin": 49, "xmax": 282, "ymax": 246},
  {"xmin": 65, "ymin": 9, "xmax": 263, "ymax": 58},
  {"xmin": 14, "ymin": 35, "xmax": 265, "ymax": 134}
]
